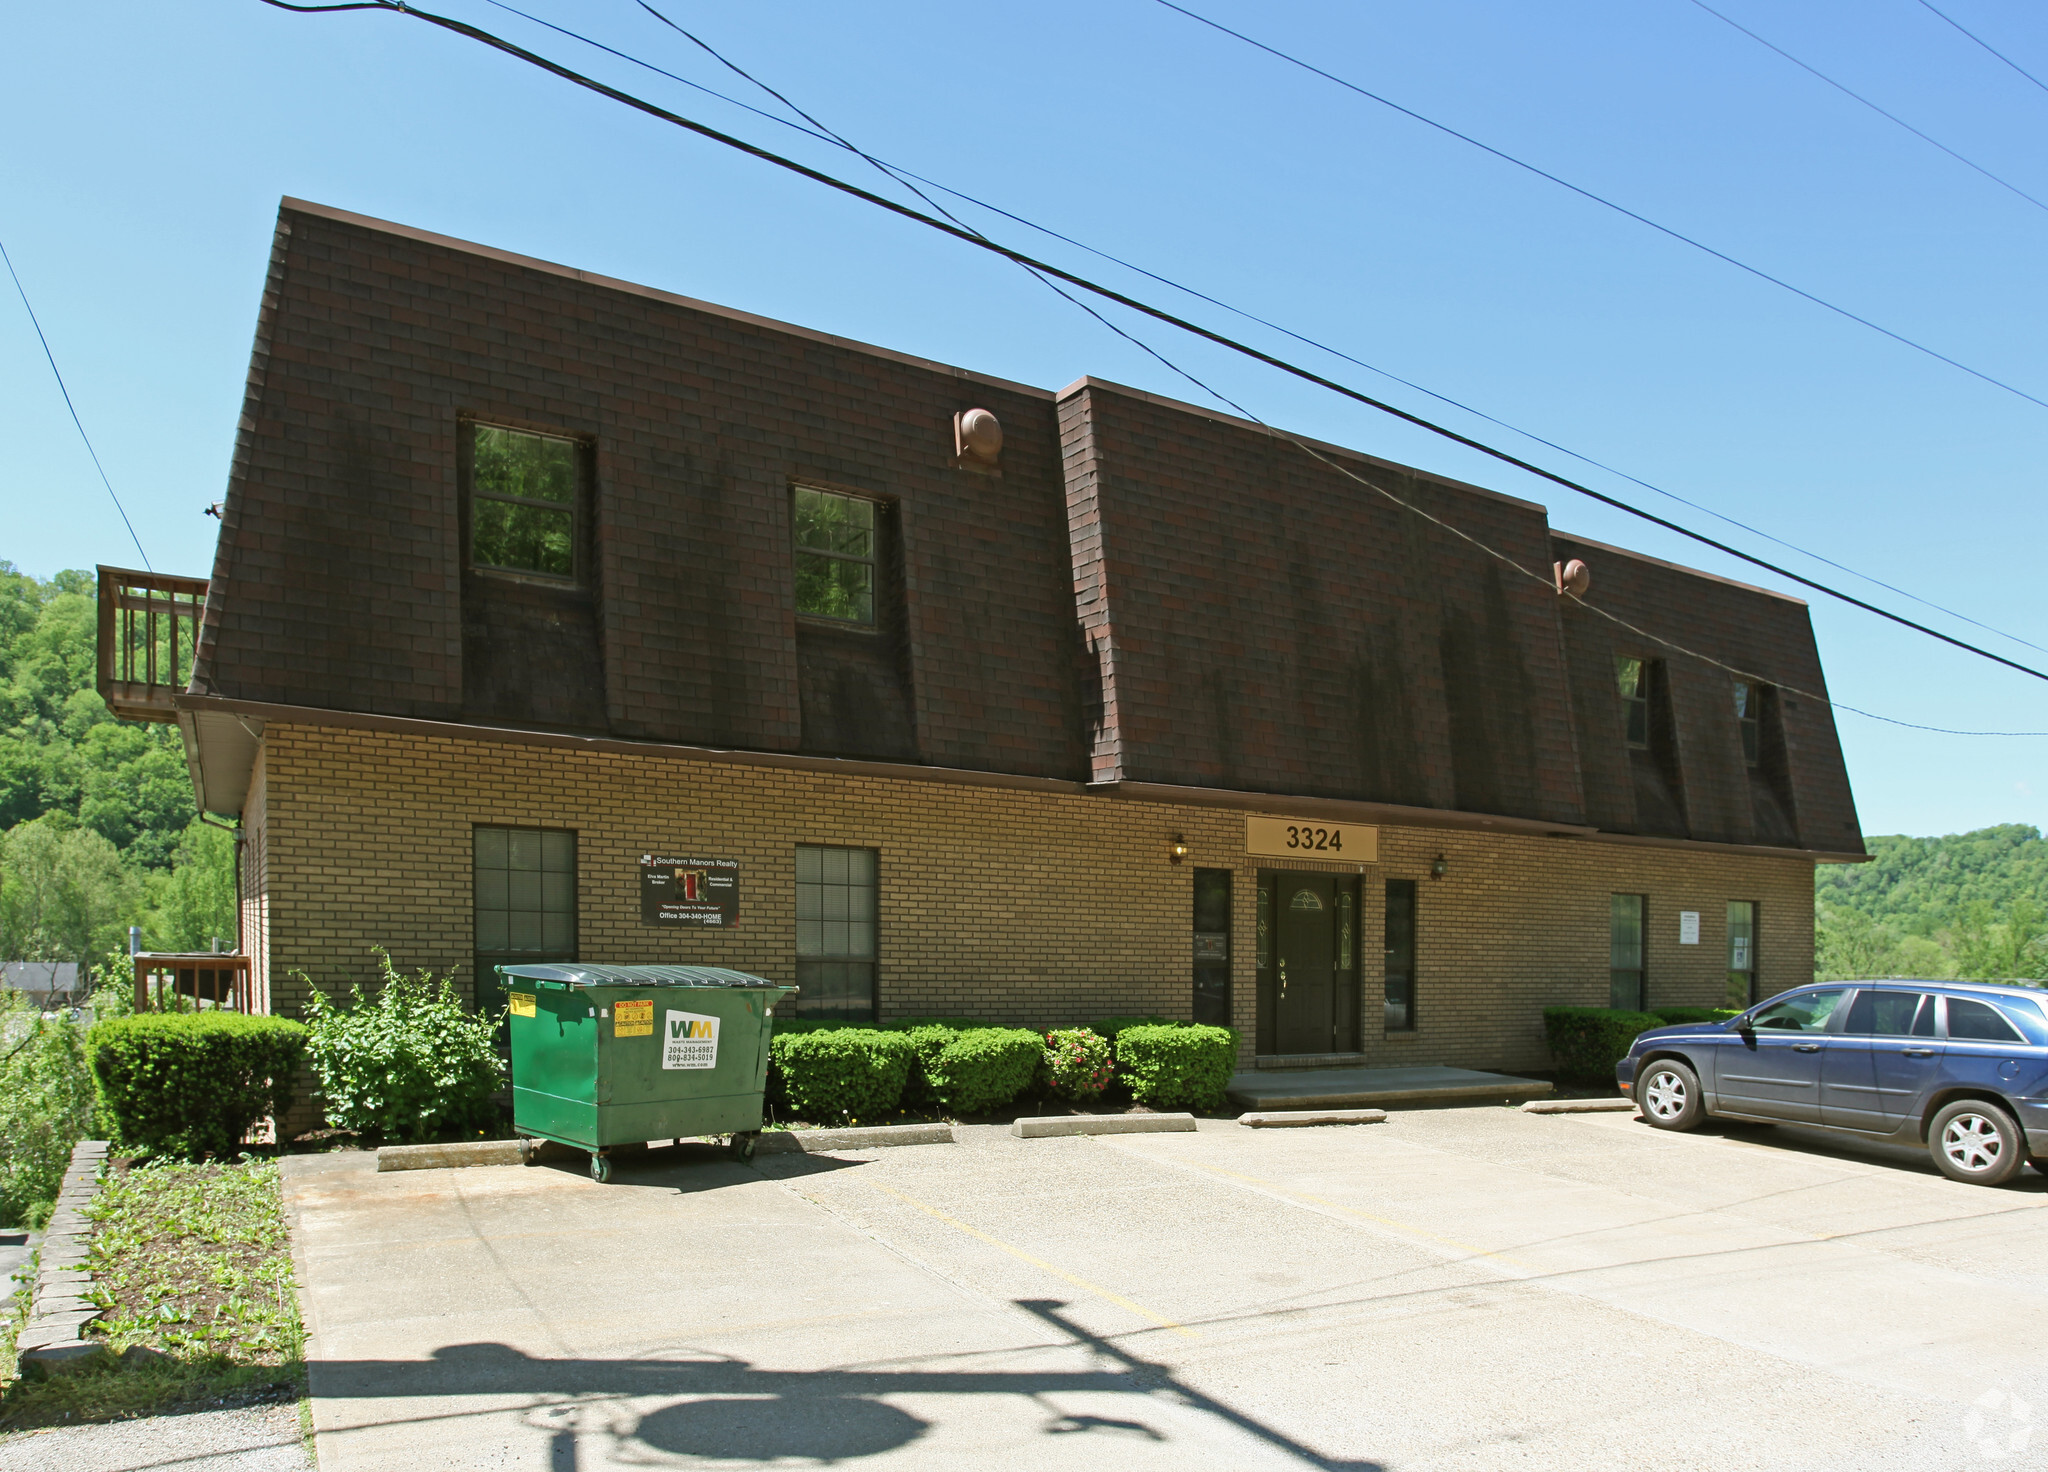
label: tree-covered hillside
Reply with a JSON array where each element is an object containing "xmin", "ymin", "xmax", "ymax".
[
  {"xmin": 1816, "ymin": 827, "xmax": 2048, "ymax": 981},
  {"xmin": 0, "ymin": 563, "xmax": 234, "ymax": 969}
]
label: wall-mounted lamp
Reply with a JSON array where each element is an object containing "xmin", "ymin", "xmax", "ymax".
[
  {"xmin": 1169, "ymin": 835, "xmax": 1190, "ymax": 865},
  {"xmin": 1429, "ymin": 854, "xmax": 1448, "ymax": 879}
]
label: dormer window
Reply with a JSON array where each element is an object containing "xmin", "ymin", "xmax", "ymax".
[
  {"xmin": 468, "ymin": 423, "xmax": 582, "ymax": 580},
  {"xmin": 1734, "ymin": 680, "xmax": 1761, "ymax": 766},
  {"xmin": 793, "ymin": 486, "xmax": 878, "ymax": 626},
  {"xmin": 1615, "ymin": 656, "xmax": 1650, "ymax": 750}
]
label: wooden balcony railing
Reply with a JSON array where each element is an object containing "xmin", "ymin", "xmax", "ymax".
[
  {"xmin": 96, "ymin": 566, "xmax": 207, "ymax": 723},
  {"xmin": 133, "ymin": 953, "xmax": 256, "ymax": 1014}
]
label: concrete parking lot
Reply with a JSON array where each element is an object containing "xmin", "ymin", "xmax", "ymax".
[{"xmin": 284, "ymin": 1107, "xmax": 2048, "ymax": 1471}]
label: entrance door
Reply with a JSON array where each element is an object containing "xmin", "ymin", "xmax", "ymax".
[{"xmin": 1275, "ymin": 875, "xmax": 1335, "ymax": 1054}]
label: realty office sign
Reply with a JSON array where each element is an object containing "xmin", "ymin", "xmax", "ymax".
[{"xmin": 639, "ymin": 854, "xmax": 739, "ymax": 926}]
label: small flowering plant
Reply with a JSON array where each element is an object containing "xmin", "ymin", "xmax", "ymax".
[{"xmin": 1042, "ymin": 1027, "xmax": 1114, "ymax": 1103}]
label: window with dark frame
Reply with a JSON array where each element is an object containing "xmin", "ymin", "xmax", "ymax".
[
  {"xmin": 793, "ymin": 487, "xmax": 878, "ymax": 625},
  {"xmin": 1726, "ymin": 900, "xmax": 1758, "ymax": 1009},
  {"xmin": 1734, "ymin": 680, "xmax": 1761, "ymax": 766},
  {"xmin": 473, "ymin": 825, "xmax": 577, "ymax": 1015},
  {"xmin": 794, "ymin": 844, "xmax": 878, "ymax": 1020},
  {"xmin": 1610, "ymin": 893, "xmax": 1646, "ymax": 1010},
  {"xmin": 468, "ymin": 423, "xmax": 582, "ymax": 579},
  {"xmin": 1384, "ymin": 878, "xmax": 1417, "ymax": 1032},
  {"xmin": 1615, "ymin": 656, "xmax": 1650, "ymax": 749},
  {"xmin": 1192, "ymin": 868, "xmax": 1232, "ymax": 1027}
]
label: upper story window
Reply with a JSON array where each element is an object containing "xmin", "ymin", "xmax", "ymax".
[
  {"xmin": 793, "ymin": 486, "xmax": 877, "ymax": 626},
  {"xmin": 469, "ymin": 423, "xmax": 582, "ymax": 580},
  {"xmin": 1734, "ymin": 680, "xmax": 1761, "ymax": 766},
  {"xmin": 1615, "ymin": 656, "xmax": 1650, "ymax": 750}
]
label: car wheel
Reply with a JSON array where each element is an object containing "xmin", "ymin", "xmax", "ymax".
[
  {"xmin": 1928, "ymin": 1100, "xmax": 2025, "ymax": 1186},
  {"xmin": 1637, "ymin": 1059, "xmax": 1704, "ymax": 1131}
]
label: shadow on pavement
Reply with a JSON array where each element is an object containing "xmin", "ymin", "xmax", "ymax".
[{"xmin": 311, "ymin": 1301, "xmax": 1383, "ymax": 1469}]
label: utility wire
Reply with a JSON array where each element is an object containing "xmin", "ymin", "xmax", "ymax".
[
  {"xmin": 254, "ymin": 0, "xmax": 2048, "ymax": 724},
  {"xmin": 1686, "ymin": 0, "xmax": 2048, "ymax": 215},
  {"xmin": 1148, "ymin": 0, "xmax": 2048, "ymax": 414},
  {"xmin": 463, "ymin": 0, "xmax": 2047, "ymax": 662},
  {"xmin": 615, "ymin": 6, "xmax": 2048, "ymax": 740},
  {"xmin": 0, "ymin": 234, "xmax": 151, "ymax": 571},
  {"xmin": 1915, "ymin": 0, "xmax": 2048, "ymax": 99}
]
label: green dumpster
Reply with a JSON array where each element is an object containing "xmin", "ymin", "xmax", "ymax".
[{"xmin": 500, "ymin": 963, "xmax": 796, "ymax": 1181}]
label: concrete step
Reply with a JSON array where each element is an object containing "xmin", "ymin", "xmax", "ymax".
[{"xmin": 1226, "ymin": 1065, "xmax": 1552, "ymax": 1111}]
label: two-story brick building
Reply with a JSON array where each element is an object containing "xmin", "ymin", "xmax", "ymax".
[{"xmin": 100, "ymin": 197, "xmax": 1866, "ymax": 1073}]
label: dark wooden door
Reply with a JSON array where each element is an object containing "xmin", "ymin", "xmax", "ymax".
[{"xmin": 1275, "ymin": 874, "xmax": 1336, "ymax": 1054}]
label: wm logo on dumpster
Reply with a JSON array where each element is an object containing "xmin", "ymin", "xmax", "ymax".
[{"xmin": 662, "ymin": 1010, "xmax": 720, "ymax": 1070}]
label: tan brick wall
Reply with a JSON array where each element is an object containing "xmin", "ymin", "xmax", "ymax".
[{"xmin": 251, "ymin": 722, "xmax": 1815, "ymax": 1074}]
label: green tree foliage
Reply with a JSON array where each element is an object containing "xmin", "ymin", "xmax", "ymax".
[
  {"xmin": 1816, "ymin": 827, "xmax": 2048, "ymax": 981},
  {"xmin": 0, "ymin": 987, "xmax": 96, "ymax": 1226},
  {"xmin": 0, "ymin": 563, "xmax": 234, "ymax": 965}
]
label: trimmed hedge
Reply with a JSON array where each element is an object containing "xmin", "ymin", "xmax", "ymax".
[
  {"xmin": 1542, "ymin": 1007, "xmax": 1662, "ymax": 1084},
  {"xmin": 1651, "ymin": 1006, "xmax": 1744, "ymax": 1026},
  {"xmin": 1042, "ymin": 1028, "xmax": 1113, "ymax": 1103},
  {"xmin": 922, "ymin": 1027, "xmax": 1042, "ymax": 1115},
  {"xmin": 1115, "ymin": 1024, "xmax": 1235, "ymax": 1110},
  {"xmin": 1092, "ymin": 1015, "xmax": 1175, "ymax": 1043},
  {"xmin": 771, "ymin": 1028, "xmax": 916, "ymax": 1125},
  {"xmin": 91, "ymin": 1014, "xmax": 309, "ymax": 1159}
]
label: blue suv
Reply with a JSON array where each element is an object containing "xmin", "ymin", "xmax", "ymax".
[{"xmin": 1615, "ymin": 980, "xmax": 2048, "ymax": 1186}]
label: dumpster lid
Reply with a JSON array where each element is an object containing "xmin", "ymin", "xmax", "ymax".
[{"xmin": 495, "ymin": 963, "xmax": 790, "ymax": 990}]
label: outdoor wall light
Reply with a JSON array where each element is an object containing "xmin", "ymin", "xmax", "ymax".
[
  {"xmin": 1169, "ymin": 835, "xmax": 1190, "ymax": 865},
  {"xmin": 1430, "ymin": 854, "xmax": 1448, "ymax": 879}
]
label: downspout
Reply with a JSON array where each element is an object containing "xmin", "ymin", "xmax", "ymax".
[{"xmin": 198, "ymin": 812, "xmax": 246, "ymax": 1008}]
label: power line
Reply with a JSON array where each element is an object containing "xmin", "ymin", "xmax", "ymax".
[
  {"xmin": 1147, "ymin": 0, "xmax": 2048, "ymax": 415},
  {"xmin": 462, "ymin": 0, "xmax": 2048, "ymax": 662},
  {"xmin": 1915, "ymin": 0, "xmax": 2048, "ymax": 99},
  {"xmin": 0, "ymin": 233, "xmax": 150, "ymax": 571},
  {"xmin": 254, "ymin": 0, "xmax": 2048, "ymax": 699},
  {"xmin": 1685, "ymin": 0, "xmax": 2048, "ymax": 215},
  {"xmin": 614, "ymin": 7, "xmax": 2048, "ymax": 740}
]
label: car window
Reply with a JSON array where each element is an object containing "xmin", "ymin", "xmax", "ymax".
[
  {"xmin": 1945, "ymin": 997, "xmax": 2025, "ymax": 1044},
  {"xmin": 1844, "ymin": 989, "xmax": 1932, "ymax": 1037},
  {"xmin": 1752, "ymin": 989, "xmax": 1846, "ymax": 1032}
]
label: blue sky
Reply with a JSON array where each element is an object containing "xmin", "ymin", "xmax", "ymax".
[{"xmin": 4, "ymin": 0, "xmax": 2045, "ymax": 838}]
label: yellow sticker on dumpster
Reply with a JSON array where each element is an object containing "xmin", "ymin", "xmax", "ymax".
[
  {"xmin": 509, "ymin": 992, "xmax": 536, "ymax": 1018},
  {"xmin": 614, "ymin": 999, "xmax": 654, "ymax": 1037}
]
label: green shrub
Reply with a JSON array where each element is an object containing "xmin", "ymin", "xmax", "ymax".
[
  {"xmin": 923, "ymin": 1028, "xmax": 1042, "ymax": 1115},
  {"xmin": 1116, "ymin": 1024, "xmax": 1235, "ymax": 1110},
  {"xmin": 1041, "ymin": 1027, "xmax": 1113, "ymax": 1103},
  {"xmin": 90, "ymin": 1013, "xmax": 308, "ymax": 1158},
  {"xmin": 1651, "ymin": 1006, "xmax": 1743, "ymax": 1026},
  {"xmin": 0, "ymin": 993, "xmax": 96, "ymax": 1226},
  {"xmin": 771, "ymin": 1028, "xmax": 915, "ymax": 1124},
  {"xmin": 886, "ymin": 1017, "xmax": 980, "ymax": 1032},
  {"xmin": 895, "ymin": 1023, "xmax": 968, "ymax": 1108},
  {"xmin": 1092, "ymin": 1015, "xmax": 1176, "ymax": 1043},
  {"xmin": 303, "ymin": 951, "xmax": 502, "ymax": 1144},
  {"xmin": 1543, "ymin": 1006, "xmax": 1664, "ymax": 1084}
]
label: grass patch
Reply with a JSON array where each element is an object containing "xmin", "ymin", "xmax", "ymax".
[{"xmin": 0, "ymin": 1158, "xmax": 304, "ymax": 1430}]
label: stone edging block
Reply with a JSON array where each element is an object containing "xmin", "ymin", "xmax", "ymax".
[
  {"xmin": 19, "ymin": 1140, "xmax": 111, "ymax": 1374},
  {"xmin": 755, "ymin": 1124, "xmax": 954, "ymax": 1153},
  {"xmin": 1521, "ymin": 1098, "xmax": 1639, "ymax": 1114},
  {"xmin": 1237, "ymin": 1109, "xmax": 1388, "ymax": 1128},
  {"xmin": 377, "ymin": 1140, "xmax": 526, "ymax": 1172},
  {"xmin": 1010, "ymin": 1114, "xmax": 1197, "ymax": 1139}
]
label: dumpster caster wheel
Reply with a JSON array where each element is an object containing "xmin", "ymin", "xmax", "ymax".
[
  {"xmin": 589, "ymin": 1153, "xmax": 612, "ymax": 1185},
  {"xmin": 517, "ymin": 1138, "xmax": 540, "ymax": 1167},
  {"xmin": 728, "ymin": 1132, "xmax": 759, "ymax": 1164}
]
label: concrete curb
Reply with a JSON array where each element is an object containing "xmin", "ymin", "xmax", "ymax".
[
  {"xmin": 377, "ymin": 1140, "xmax": 525, "ymax": 1172},
  {"xmin": 1521, "ymin": 1098, "xmax": 1639, "ymax": 1114},
  {"xmin": 17, "ymin": 1139, "xmax": 110, "ymax": 1374},
  {"xmin": 1237, "ymin": 1109, "xmax": 1388, "ymax": 1128},
  {"xmin": 1011, "ymin": 1114, "xmax": 1197, "ymax": 1139},
  {"xmin": 757, "ymin": 1124, "xmax": 954, "ymax": 1153}
]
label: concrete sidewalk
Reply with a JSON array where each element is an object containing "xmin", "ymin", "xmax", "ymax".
[
  {"xmin": 283, "ymin": 1113, "xmax": 2048, "ymax": 1470},
  {"xmin": 1225, "ymin": 1064, "xmax": 1551, "ymax": 1109}
]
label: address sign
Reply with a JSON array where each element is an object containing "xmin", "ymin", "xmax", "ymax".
[{"xmin": 1245, "ymin": 816, "xmax": 1379, "ymax": 863}]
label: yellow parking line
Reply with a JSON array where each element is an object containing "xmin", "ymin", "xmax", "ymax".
[{"xmin": 865, "ymin": 1179, "xmax": 1198, "ymax": 1339}]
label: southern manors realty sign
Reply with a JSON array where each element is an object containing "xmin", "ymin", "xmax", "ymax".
[{"xmin": 639, "ymin": 854, "xmax": 739, "ymax": 926}]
